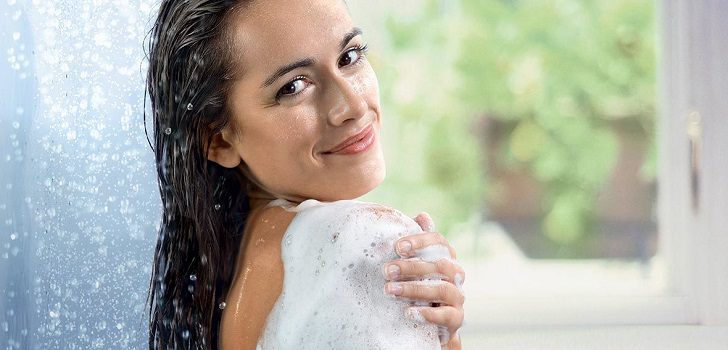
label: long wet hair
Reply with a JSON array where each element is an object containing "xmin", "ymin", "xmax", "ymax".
[{"xmin": 144, "ymin": 1, "xmax": 250, "ymax": 349}]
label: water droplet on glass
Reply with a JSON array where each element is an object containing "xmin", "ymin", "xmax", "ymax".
[
  {"xmin": 218, "ymin": 301, "xmax": 226, "ymax": 310},
  {"xmin": 201, "ymin": 255, "xmax": 208, "ymax": 265},
  {"xmin": 285, "ymin": 238, "xmax": 292, "ymax": 246},
  {"xmin": 186, "ymin": 103, "xmax": 193, "ymax": 111},
  {"xmin": 320, "ymin": 261, "xmax": 326, "ymax": 267},
  {"xmin": 214, "ymin": 204, "xmax": 221, "ymax": 210},
  {"xmin": 12, "ymin": 121, "xmax": 20, "ymax": 129},
  {"xmin": 182, "ymin": 330, "xmax": 190, "ymax": 339},
  {"xmin": 189, "ymin": 274, "xmax": 197, "ymax": 281},
  {"xmin": 164, "ymin": 127, "xmax": 172, "ymax": 135},
  {"xmin": 348, "ymin": 263, "xmax": 354, "ymax": 269}
]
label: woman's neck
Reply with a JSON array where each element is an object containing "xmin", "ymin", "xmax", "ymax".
[
  {"xmin": 247, "ymin": 184, "xmax": 277, "ymax": 211},
  {"xmin": 242, "ymin": 166, "xmax": 306, "ymax": 209}
]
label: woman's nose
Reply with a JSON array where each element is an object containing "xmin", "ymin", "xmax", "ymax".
[{"xmin": 325, "ymin": 75, "xmax": 368, "ymax": 126}]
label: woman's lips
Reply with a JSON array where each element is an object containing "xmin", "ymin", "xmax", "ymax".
[{"xmin": 324, "ymin": 125, "xmax": 375, "ymax": 155}]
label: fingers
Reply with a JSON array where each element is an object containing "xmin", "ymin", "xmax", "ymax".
[
  {"xmin": 385, "ymin": 280, "xmax": 465, "ymax": 307},
  {"xmin": 396, "ymin": 232, "xmax": 457, "ymax": 260},
  {"xmin": 445, "ymin": 330, "xmax": 462, "ymax": 350},
  {"xmin": 414, "ymin": 212, "xmax": 435, "ymax": 232},
  {"xmin": 384, "ymin": 258, "xmax": 465, "ymax": 285},
  {"xmin": 419, "ymin": 306, "xmax": 463, "ymax": 332},
  {"xmin": 397, "ymin": 213, "xmax": 464, "ymax": 349},
  {"xmin": 406, "ymin": 306, "xmax": 463, "ymax": 346}
]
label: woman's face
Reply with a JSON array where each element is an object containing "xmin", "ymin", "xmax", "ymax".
[{"xmin": 209, "ymin": 0, "xmax": 385, "ymax": 202}]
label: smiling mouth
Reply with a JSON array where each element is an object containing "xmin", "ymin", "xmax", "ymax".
[{"xmin": 323, "ymin": 124, "xmax": 375, "ymax": 156}]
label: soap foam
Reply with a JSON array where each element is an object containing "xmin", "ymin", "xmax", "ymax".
[
  {"xmin": 257, "ymin": 200, "xmax": 440, "ymax": 350},
  {"xmin": 414, "ymin": 244, "xmax": 451, "ymax": 262}
]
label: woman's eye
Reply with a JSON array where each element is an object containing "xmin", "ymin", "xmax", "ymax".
[
  {"xmin": 277, "ymin": 77, "xmax": 307, "ymax": 98},
  {"xmin": 338, "ymin": 45, "xmax": 367, "ymax": 68}
]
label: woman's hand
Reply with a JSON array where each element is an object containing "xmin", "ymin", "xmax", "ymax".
[{"xmin": 384, "ymin": 213, "xmax": 465, "ymax": 350}]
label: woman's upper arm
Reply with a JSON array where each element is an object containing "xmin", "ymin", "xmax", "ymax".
[{"xmin": 219, "ymin": 205, "xmax": 296, "ymax": 350}]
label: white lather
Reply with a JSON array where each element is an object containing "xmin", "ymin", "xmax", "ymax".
[{"xmin": 257, "ymin": 199, "xmax": 442, "ymax": 350}]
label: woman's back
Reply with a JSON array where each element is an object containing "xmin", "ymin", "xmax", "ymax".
[{"xmin": 219, "ymin": 202, "xmax": 295, "ymax": 350}]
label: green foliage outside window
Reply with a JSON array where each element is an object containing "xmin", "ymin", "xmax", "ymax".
[{"xmin": 365, "ymin": 0, "xmax": 656, "ymax": 244}]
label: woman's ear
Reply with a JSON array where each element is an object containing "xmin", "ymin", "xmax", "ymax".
[{"xmin": 207, "ymin": 128, "xmax": 242, "ymax": 168}]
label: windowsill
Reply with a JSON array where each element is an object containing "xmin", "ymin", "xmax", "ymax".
[
  {"xmin": 454, "ymin": 223, "xmax": 691, "ymax": 326},
  {"xmin": 460, "ymin": 325, "xmax": 728, "ymax": 349}
]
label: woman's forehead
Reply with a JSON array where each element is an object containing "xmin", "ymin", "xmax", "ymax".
[{"xmin": 228, "ymin": 0, "xmax": 355, "ymax": 77}]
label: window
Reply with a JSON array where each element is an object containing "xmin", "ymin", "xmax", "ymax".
[{"xmin": 352, "ymin": 0, "xmax": 728, "ymax": 332}]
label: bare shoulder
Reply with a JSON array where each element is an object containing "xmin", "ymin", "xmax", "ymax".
[{"xmin": 219, "ymin": 204, "xmax": 296, "ymax": 350}]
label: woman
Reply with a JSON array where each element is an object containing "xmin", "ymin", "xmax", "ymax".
[{"xmin": 145, "ymin": 0, "xmax": 465, "ymax": 349}]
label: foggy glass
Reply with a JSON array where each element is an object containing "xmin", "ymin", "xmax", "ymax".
[{"xmin": 1, "ymin": 1, "xmax": 159, "ymax": 348}]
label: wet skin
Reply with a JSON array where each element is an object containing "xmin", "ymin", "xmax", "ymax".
[{"xmin": 208, "ymin": 1, "xmax": 464, "ymax": 349}]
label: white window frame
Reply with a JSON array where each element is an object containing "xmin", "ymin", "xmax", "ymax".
[{"xmin": 463, "ymin": 0, "xmax": 728, "ymax": 329}]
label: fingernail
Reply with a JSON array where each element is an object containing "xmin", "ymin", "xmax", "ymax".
[
  {"xmin": 385, "ymin": 282, "xmax": 402, "ymax": 296},
  {"xmin": 385, "ymin": 264, "xmax": 400, "ymax": 280},
  {"xmin": 397, "ymin": 240, "xmax": 412, "ymax": 255}
]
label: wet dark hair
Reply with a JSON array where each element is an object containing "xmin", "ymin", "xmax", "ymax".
[{"xmin": 144, "ymin": 1, "xmax": 250, "ymax": 349}]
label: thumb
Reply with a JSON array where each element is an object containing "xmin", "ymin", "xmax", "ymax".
[{"xmin": 414, "ymin": 212, "xmax": 435, "ymax": 232}]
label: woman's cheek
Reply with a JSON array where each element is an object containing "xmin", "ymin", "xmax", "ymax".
[{"xmin": 353, "ymin": 66, "xmax": 379, "ymax": 100}]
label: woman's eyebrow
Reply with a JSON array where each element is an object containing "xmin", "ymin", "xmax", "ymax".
[
  {"xmin": 261, "ymin": 27, "xmax": 364, "ymax": 89},
  {"xmin": 339, "ymin": 27, "xmax": 363, "ymax": 51},
  {"xmin": 262, "ymin": 58, "xmax": 316, "ymax": 88}
]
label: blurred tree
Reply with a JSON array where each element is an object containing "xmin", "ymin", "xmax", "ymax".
[{"xmin": 373, "ymin": 0, "xmax": 655, "ymax": 244}]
